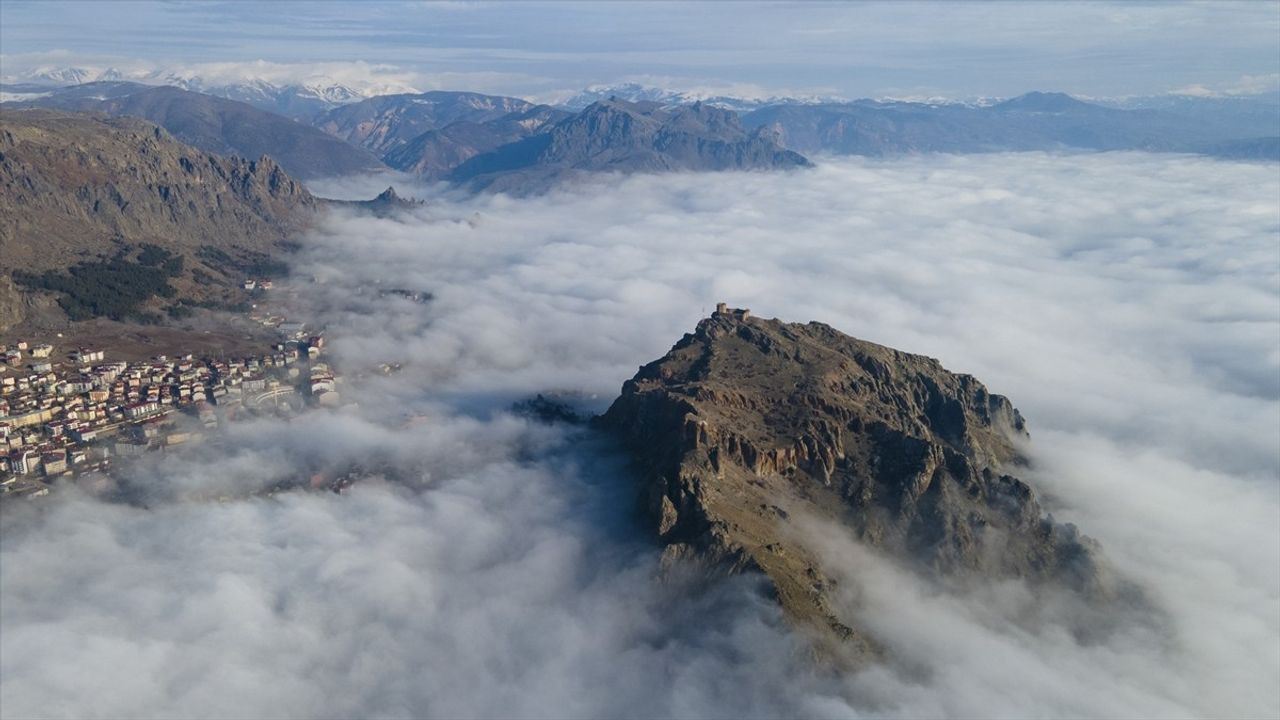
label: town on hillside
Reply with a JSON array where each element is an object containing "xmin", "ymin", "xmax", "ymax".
[{"xmin": 0, "ymin": 311, "xmax": 342, "ymax": 499}]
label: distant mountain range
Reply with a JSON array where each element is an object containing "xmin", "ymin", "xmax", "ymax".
[
  {"xmin": 2, "ymin": 82, "xmax": 386, "ymax": 179},
  {"xmin": 1, "ymin": 83, "xmax": 811, "ymax": 186},
  {"xmin": 3, "ymin": 70, "xmax": 1276, "ymax": 195},
  {"xmin": 4, "ymin": 66, "xmax": 415, "ymax": 120},
  {"xmin": 314, "ymin": 91, "xmax": 544, "ymax": 155},
  {"xmin": 557, "ymin": 82, "xmax": 848, "ymax": 113},
  {"xmin": 449, "ymin": 98, "xmax": 811, "ymax": 193},
  {"xmin": 740, "ymin": 91, "xmax": 1280, "ymax": 159}
]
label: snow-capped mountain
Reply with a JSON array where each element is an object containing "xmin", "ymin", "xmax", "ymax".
[
  {"xmin": 871, "ymin": 94, "xmax": 1001, "ymax": 108},
  {"xmin": 558, "ymin": 82, "xmax": 848, "ymax": 112},
  {"xmin": 18, "ymin": 66, "xmax": 102, "ymax": 86},
  {"xmin": 191, "ymin": 80, "xmax": 378, "ymax": 120},
  {"xmin": 0, "ymin": 66, "xmax": 415, "ymax": 120}
]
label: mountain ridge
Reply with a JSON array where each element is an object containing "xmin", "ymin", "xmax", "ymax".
[
  {"xmin": 4, "ymin": 82, "xmax": 387, "ymax": 179},
  {"xmin": 742, "ymin": 91, "xmax": 1280, "ymax": 159},
  {"xmin": 0, "ymin": 109, "xmax": 319, "ymax": 330},
  {"xmin": 314, "ymin": 91, "xmax": 540, "ymax": 155},
  {"xmin": 451, "ymin": 98, "xmax": 812, "ymax": 193}
]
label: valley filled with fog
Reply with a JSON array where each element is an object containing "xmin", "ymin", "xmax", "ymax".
[{"xmin": 3, "ymin": 153, "xmax": 1277, "ymax": 719}]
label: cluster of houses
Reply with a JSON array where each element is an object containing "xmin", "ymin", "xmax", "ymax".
[{"xmin": 0, "ymin": 334, "xmax": 335, "ymax": 498}]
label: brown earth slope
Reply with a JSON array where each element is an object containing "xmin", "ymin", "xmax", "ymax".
[
  {"xmin": 0, "ymin": 109, "xmax": 318, "ymax": 330},
  {"xmin": 600, "ymin": 307, "xmax": 1104, "ymax": 651}
]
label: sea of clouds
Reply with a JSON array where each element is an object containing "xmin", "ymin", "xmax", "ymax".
[{"xmin": 3, "ymin": 152, "xmax": 1277, "ymax": 719}]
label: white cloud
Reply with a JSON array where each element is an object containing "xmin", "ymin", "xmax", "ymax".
[
  {"xmin": 304, "ymin": 154, "xmax": 1280, "ymax": 478},
  {"xmin": 3, "ymin": 2, "xmax": 1278, "ymax": 99},
  {"xmin": 1226, "ymin": 73, "xmax": 1280, "ymax": 95},
  {"xmin": 1171, "ymin": 72, "xmax": 1280, "ymax": 97},
  {"xmin": 2, "ymin": 153, "xmax": 1277, "ymax": 718}
]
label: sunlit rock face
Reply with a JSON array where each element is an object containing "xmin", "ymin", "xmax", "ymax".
[{"xmin": 601, "ymin": 308, "xmax": 1105, "ymax": 651}]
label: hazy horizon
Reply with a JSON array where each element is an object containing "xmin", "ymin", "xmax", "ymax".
[{"xmin": 2, "ymin": 1, "xmax": 1278, "ymax": 101}]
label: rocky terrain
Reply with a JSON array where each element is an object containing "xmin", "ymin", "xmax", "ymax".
[
  {"xmin": 600, "ymin": 307, "xmax": 1106, "ymax": 652},
  {"xmin": 5, "ymin": 82, "xmax": 386, "ymax": 179},
  {"xmin": 0, "ymin": 109, "xmax": 318, "ymax": 330}
]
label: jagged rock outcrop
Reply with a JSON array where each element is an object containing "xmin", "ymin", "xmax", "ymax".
[
  {"xmin": 327, "ymin": 186, "xmax": 425, "ymax": 217},
  {"xmin": 600, "ymin": 308, "xmax": 1104, "ymax": 650}
]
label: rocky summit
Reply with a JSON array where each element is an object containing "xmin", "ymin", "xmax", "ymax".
[{"xmin": 600, "ymin": 306, "xmax": 1105, "ymax": 652}]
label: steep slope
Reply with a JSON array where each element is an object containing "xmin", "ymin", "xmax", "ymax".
[
  {"xmin": 452, "ymin": 99, "xmax": 812, "ymax": 192},
  {"xmin": 5, "ymin": 82, "xmax": 386, "ymax": 179},
  {"xmin": 600, "ymin": 308, "xmax": 1105, "ymax": 650},
  {"xmin": 314, "ymin": 91, "xmax": 536, "ymax": 155},
  {"xmin": 0, "ymin": 109, "xmax": 317, "ymax": 329}
]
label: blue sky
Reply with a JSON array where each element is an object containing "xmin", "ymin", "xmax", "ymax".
[{"xmin": 1, "ymin": 1, "xmax": 1278, "ymax": 99}]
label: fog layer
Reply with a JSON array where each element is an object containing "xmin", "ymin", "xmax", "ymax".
[{"xmin": 3, "ymin": 153, "xmax": 1277, "ymax": 718}]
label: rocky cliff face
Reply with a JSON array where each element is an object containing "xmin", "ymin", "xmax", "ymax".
[
  {"xmin": 0, "ymin": 109, "xmax": 318, "ymax": 329},
  {"xmin": 600, "ymin": 309, "xmax": 1104, "ymax": 650}
]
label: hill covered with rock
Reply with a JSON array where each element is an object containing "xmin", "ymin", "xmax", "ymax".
[
  {"xmin": 600, "ymin": 307, "xmax": 1106, "ymax": 653},
  {"xmin": 0, "ymin": 109, "xmax": 318, "ymax": 330}
]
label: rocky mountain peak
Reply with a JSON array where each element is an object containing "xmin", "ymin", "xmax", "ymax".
[
  {"xmin": 325, "ymin": 184, "xmax": 424, "ymax": 217},
  {"xmin": 600, "ymin": 307, "xmax": 1105, "ymax": 653}
]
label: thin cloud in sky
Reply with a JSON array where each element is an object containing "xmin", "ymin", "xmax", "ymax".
[{"xmin": 0, "ymin": 1, "xmax": 1277, "ymax": 98}]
